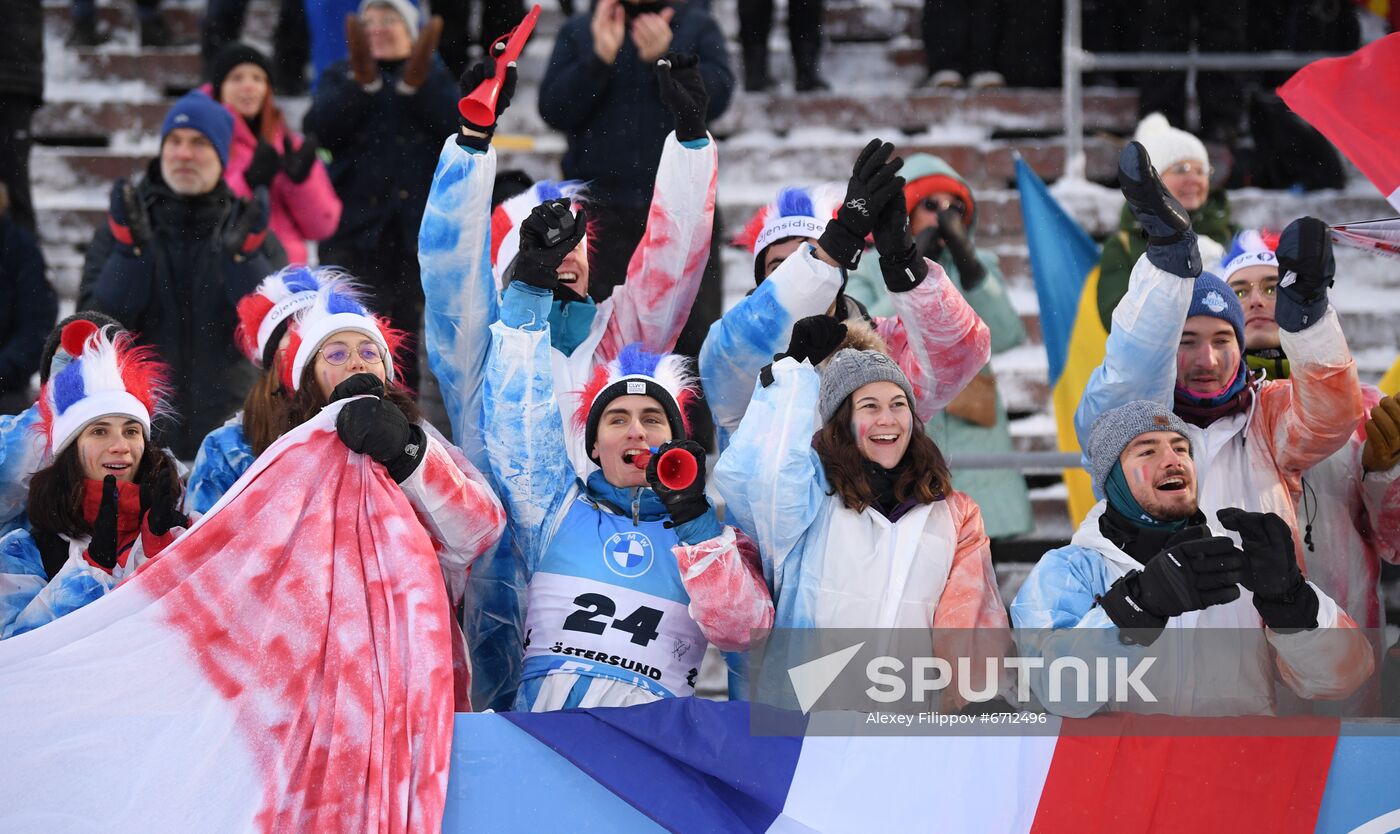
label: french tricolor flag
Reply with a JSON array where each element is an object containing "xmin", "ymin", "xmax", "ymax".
[
  {"xmin": 448, "ymin": 700, "xmax": 1399, "ymax": 833},
  {"xmin": 0, "ymin": 405, "xmax": 455, "ymax": 833}
]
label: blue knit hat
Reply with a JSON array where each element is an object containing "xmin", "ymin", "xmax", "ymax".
[
  {"xmin": 1187, "ymin": 273, "xmax": 1245, "ymax": 348},
  {"xmin": 161, "ymin": 91, "xmax": 233, "ymax": 168}
]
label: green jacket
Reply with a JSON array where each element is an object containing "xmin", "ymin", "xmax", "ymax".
[
  {"xmin": 845, "ymin": 154, "xmax": 1032, "ymax": 539},
  {"xmin": 1095, "ymin": 191, "xmax": 1236, "ymax": 332}
]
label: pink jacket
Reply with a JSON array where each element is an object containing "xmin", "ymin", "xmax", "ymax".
[{"xmin": 211, "ymin": 91, "xmax": 342, "ymax": 265}]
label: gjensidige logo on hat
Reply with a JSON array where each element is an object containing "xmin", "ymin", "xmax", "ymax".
[
  {"xmin": 603, "ymin": 531, "xmax": 654, "ymax": 578},
  {"xmin": 1203, "ymin": 290, "xmax": 1227, "ymax": 313}
]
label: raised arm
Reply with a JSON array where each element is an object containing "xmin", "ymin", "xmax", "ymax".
[
  {"xmin": 482, "ymin": 280, "xmax": 579, "ymax": 574},
  {"xmin": 596, "ymin": 54, "xmax": 718, "ymax": 360},
  {"xmin": 712, "ymin": 356, "xmax": 827, "ymax": 594},
  {"xmin": 699, "ymin": 244, "xmax": 842, "ymax": 442}
]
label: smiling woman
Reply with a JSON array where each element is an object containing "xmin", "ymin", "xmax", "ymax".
[{"xmin": 0, "ymin": 322, "xmax": 188, "ymax": 639}]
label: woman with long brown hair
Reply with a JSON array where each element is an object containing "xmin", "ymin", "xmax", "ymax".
[
  {"xmin": 184, "ymin": 266, "xmax": 322, "ymax": 514},
  {"xmin": 0, "ymin": 322, "xmax": 189, "ymax": 638},
  {"xmin": 714, "ymin": 343, "xmax": 1009, "ymax": 706}
]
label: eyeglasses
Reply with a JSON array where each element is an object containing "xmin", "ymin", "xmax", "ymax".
[
  {"xmin": 319, "ymin": 342, "xmax": 384, "ymax": 366},
  {"xmin": 1163, "ymin": 161, "xmax": 1212, "ymax": 178},
  {"xmin": 1231, "ymin": 281, "xmax": 1277, "ymax": 300},
  {"xmin": 920, "ymin": 197, "xmax": 966, "ymax": 217}
]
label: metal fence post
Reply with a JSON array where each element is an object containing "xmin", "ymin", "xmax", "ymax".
[{"xmin": 1062, "ymin": 0, "xmax": 1085, "ymax": 182}]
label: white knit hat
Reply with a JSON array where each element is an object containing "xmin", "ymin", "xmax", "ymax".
[
  {"xmin": 359, "ymin": 0, "xmax": 420, "ymax": 30},
  {"xmin": 1134, "ymin": 113, "xmax": 1209, "ymax": 175},
  {"xmin": 39, "ymin": 322, "xmax": 171, "ymax": 456},
  {"xmin": 285, "ymin": 279, "xmax": 397, "ymax": 391}
]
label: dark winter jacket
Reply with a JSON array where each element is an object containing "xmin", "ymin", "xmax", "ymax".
[
  {"xmin": 77, "ymin": 161, "xmax": 286, "ymax": 459},
  {"xmin": 0, "ymin": 213, "xmax": 55, "ymax": 395},
  {"xmin": 303, "ymin": 58, "xmax": 458, "ymax": 257},
  {"xmin": 0, "ymin": 0, "xmax": 43, "ymax": 100},
  {"xmin": 538, "ymin": 0, "xmax": 733, "ymax": 208}
]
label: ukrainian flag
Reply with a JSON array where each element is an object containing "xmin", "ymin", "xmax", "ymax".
[{"xmin": 1015, "ymin": 157, "xmax": 1104, "ymax": 526}]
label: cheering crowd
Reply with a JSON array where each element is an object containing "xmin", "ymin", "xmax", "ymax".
[{"xmin": 2, "ymin": 0, "xmax": 1399, "ymax": 721}]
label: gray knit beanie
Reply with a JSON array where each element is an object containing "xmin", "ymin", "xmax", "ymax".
[
  {"xmin": 1087, "ymin": 400, "xmax": 1193, "ymax": 494},
  {"xmin": 818, "ymin": 349, "xmax": 917, "ymax": 424}
]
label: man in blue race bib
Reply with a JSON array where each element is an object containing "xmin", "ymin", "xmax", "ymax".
[{"xmin": 482, "ymin": 198, "xmax": 774, "ymax": 711}]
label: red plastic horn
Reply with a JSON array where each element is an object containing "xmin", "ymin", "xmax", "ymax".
[
  {"xmin": 458, "ymin": 5, "xmax": 542, "ymax": 126},
  {"xmin": 631, "ymin": 447, "xmax": 699, "ymax": 491}
]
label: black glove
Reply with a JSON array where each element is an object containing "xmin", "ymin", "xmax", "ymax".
[
  {"xmin": 647, "ymin": 439, "xmax": 709, "ymax": 527},
  {"xmin": 1097, "ymin": 528, "xmax": 1244, "ymax": 643},
  {"xmin": 221, "ymin": 187, "xmax": 271, "ymax": 260},
  {"xmin": 330, "ymin": 372, "xmax": 386, "ymax": 401},
  {"xmin": 1274, "ymin": 217, "xmax": 1334, "ymax": 333},
  {"xmin": 140, "ymin": 463, "xmax": 189, "ymax": 536},
  {"xmin": 457, "ymin": 41, "xmax": 518, "ymax": 149},
  {"xmin": 656, "ymin": 52, "xmax": 710, "ymax": 143},
  {"xmin": 244, "ymin": 140, "xmax": 282, "ymax": 190},
  {"xmin": 779, "ymin": 315, "xmax": 847, "ymax": 366},
  {"xmin": 281, "ymin": 134, "xmax": 320, "ymax": 183},
  {"xmin": 934, "ymin": 207, "xmax": 987, "ymax": 291},
  {"xmin": 1117, "ymin": 140, "xmax": 1200, "ymax": 277},
  {"xmin": 1216, "ymin": 508, "xmax": 1319, "ymax": 631},
  {"xmin": 87, "ymin": 475, "xmax": 122, "ymax": 571},
  {"xmin": 107, "ymin": 178, "xmax": 152, "ymax": 256},
  {"xmin": 336, "ymin": 390, "xmax": 428, "ymax": 483},
  {"xmin": 513, "ymin": 199, "xmax": 586, "ymax": 292},
  {"xmin": 817, "ymin": 139, "xmax": 905, "ymax": 270},
  {"xmin": 872, "ymin": 195, "xmax": 928, "ymax": 293}
]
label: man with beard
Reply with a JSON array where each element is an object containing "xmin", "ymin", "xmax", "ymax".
[{"xmin": 1011, "ymin": 399, "xmax": 1372, "ymax": 717}]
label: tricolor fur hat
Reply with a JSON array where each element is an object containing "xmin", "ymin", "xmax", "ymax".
[
  {"xmin": 732, "ymin": 183, "xmax": 843, "ymax": 280},
  {"xmin": 284, "ymin": 276, "xmax": 404, "ymax": 391},
  {"xmin": 1219, "ymin": 229, "xmax": 1280, "ymax": 284},
  {"xmin": 576, "ymin": 343, "xmax": 698, "ymax": 460},
  {"xmin": 235, "ymin": 266, "xmax": 323, "ymax": 369},
  {"xmin": 38, "ymin": 322, "xmax": 171, "ymax": 456},
  {"xmin": 490, "ymin": 179, "xmax": 588, "ymax": 286}
]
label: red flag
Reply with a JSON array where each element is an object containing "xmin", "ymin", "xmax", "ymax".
[
  {"xmin": 1031, "ymin": 714, "xmax": 1339, "ymax": 834},
  {"xmin": 1279, "ymin": 33, "xmax": 1400, "ymax": 212}
]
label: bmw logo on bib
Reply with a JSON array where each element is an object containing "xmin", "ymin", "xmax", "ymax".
[{"xmin": 603, "ymin": 531, "xmax": 655, "ymax": 578}]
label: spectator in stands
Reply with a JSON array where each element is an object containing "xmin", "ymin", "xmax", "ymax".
[
  {"xmin": 0, "ymin": 181, "xmax": 56, "ymax": 415},
  {"xmin": 0, "ymin": 323, "xmax": 191, "ymax": 639},
  {"xmin": 304, "ymin": 0, "xmax": 453, "ymax": 394},
  {"xmin": 1222, "ymin": 231, "xmax": 1400, "ymax": 712},
  {"xmin": 201, "ymin": 0, "xmax": 310, "ymax": 95},
  {"xmin": 184, "ymin": 267, "xmax": 320, "ymax": 514},
  {"xmin": 77, "ymin": 91, "xmax": 285, "ymax": 460},
  {"xmin": 1076, "ymin": 143, "xmax": 1363, "ymax": 576},
  {"xmin": 67, "ymin": 0, "xmax": 183, "ymax": 47},
  {"xmin": 481, "ymin": 227, "xmax": 773, "ymax": 709},
  {"xmin": 1011, "ymin": 399, "xmax": 1373, "ymax": 717},
  {"xmin": 421, "ymin": 51, "xmax": 719, "ymax": 710},
  {"xmin": 279, "ymin": 279, "xmax": 506, "ymax": 709},
  {"xmin": 714, "ymin": 347, "xmax": 1008, "ymax": 710},
  {"xmin": 436, "ymin": 0, "xmax": 525, "ymax": 78},
  {"xmin": 701, "ymin": 146, "xmax": 991, "ymax": 455},
  {"xmin": 844, "ymin": 153, "xmax": 1031, "ymax": 541},
  {"xmin": 0, "ymin": 312, "xmax": 124, "ymax": 539},
  {"xmin": 537, "ymin": 0, "xmax": 733, "ymax": 388},
  {"xmin": 1096, "ymin": 114, "xmax": 1236, "ymax": 330},
  {"xmin": 1135, "ymin": 0, "xmax": 1246, "ymax": 147},
  {"xmin": 1, "ymin": 0, "xmax": 42, "ymax": 236},
  {"xmin": 737, "ymin": 0, "xmax": 828, "ymax": 92},
  {"xmin": 207, "ymin": 43, "xmax": 341, "ymax": 266}
]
